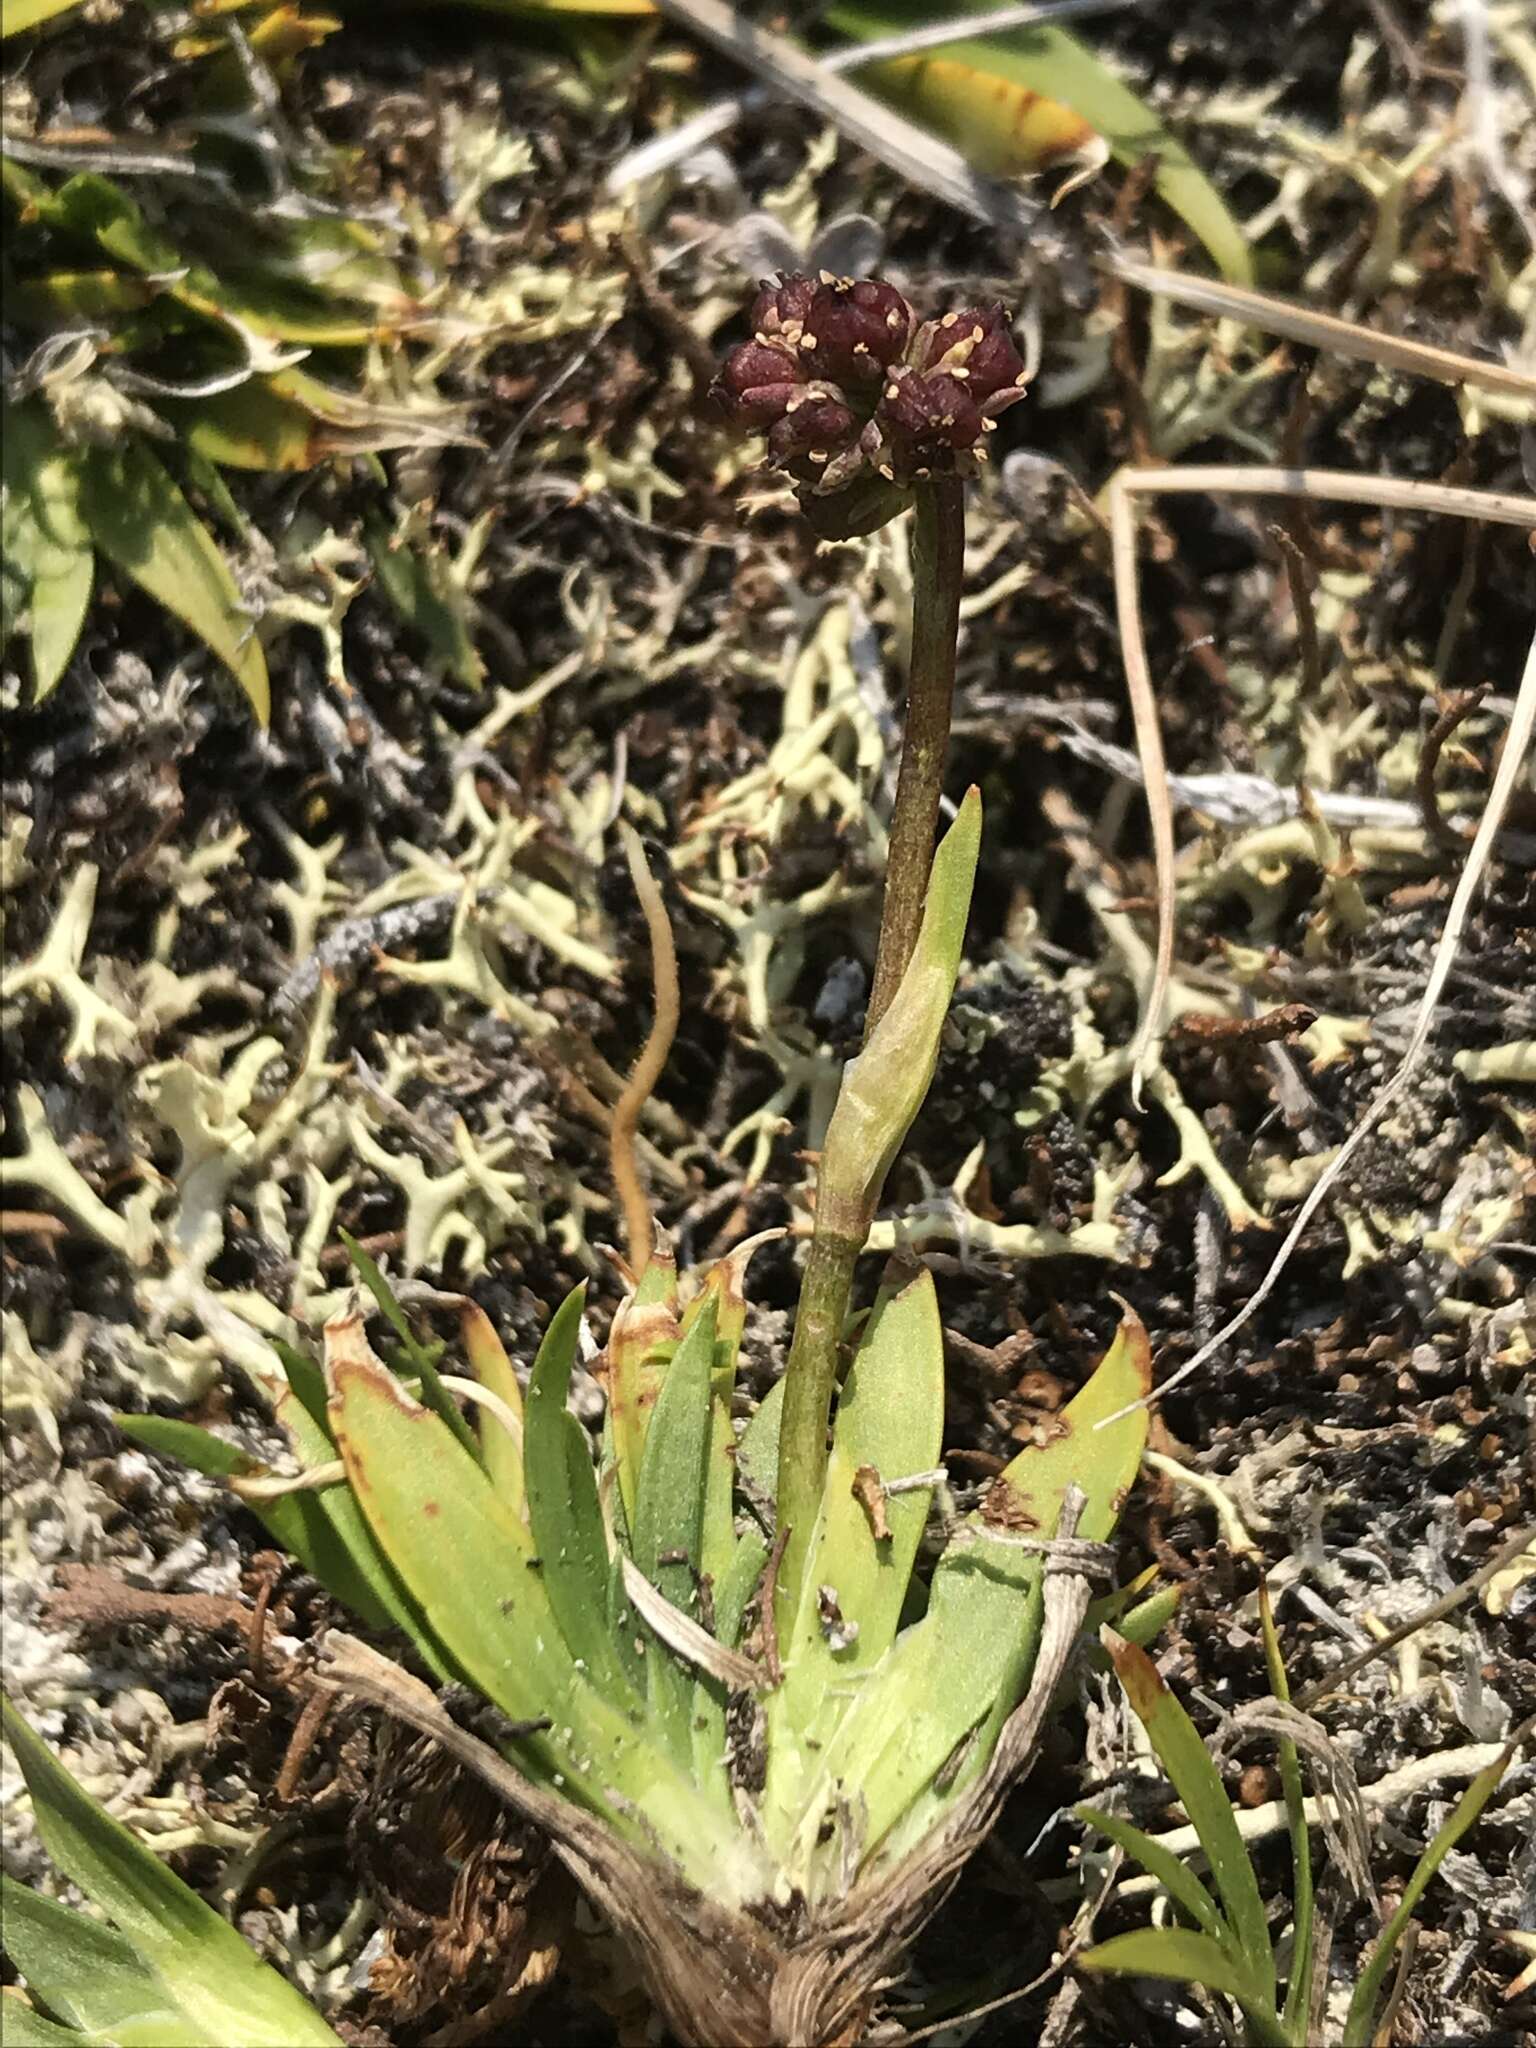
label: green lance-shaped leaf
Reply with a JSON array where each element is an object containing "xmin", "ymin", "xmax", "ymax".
[
  {"xmin": 604, "ymin": 1247, "xmax": 679, "ymax": 1534},
  {"xmin": 339, "ymin": 1228, "xmax": 481, "ymax": 1463},
  {"xmin": 631, "ymin": 1298, "xmax": 721, "ymax": 1773},
  {"xmin": 825, "ymin": 0, "xmax": 1253, "ymax": 286},
  {"xmin": 772, "ymin": 1262, "xmax": 944, "ymax": 1776},
  {"xmin": 0, "ymin": 1878, "xmax": 204, "ymax": 2047},
  {"xmin": 525, "ymin": 1283, "xmax": 633, "ymax": 1703},
  {"xmin": 75, "ymin": 440, "xmax": 268, "ymax": 722},
  {"xmin": 767, "ymin": 1310, "xmax": 1150, "ymax": 1885},
  {"xmin": 1343, "ymin": 1740, "xmax": 1518, "ymax": 2048},
  {"xmin": 817, "ymin": 787, "xmax": 982, "ymax": 1230},
  {"xmin": 0, "ymin": 1990, "xmax": 88, "ymax": 2046},
  {"xmin": 114, "ymin": 1405, "xmax": 452, "ymax": 1678},
  {"xmin": 1, "ymin": 1699, "xmax": 341, "ymax": 2047},
  {"xmin": 1102, "ymin": 1629, "xmax": 1276, "ymax": 2011},
  {"xmin": 2, "ymin": 0, "xmax": 89, "ymax": 34},
  {"xmin": 1, "ymin": 401, "xmax": 91, "ymax": 701},
  {"xmin": 1077, "ymin": 1927, "xmax": 1281, "ymax": 2023},
  {"xmin": 460, "ymin": 1301, "xmax": 527, "ymax": 1510},
  {"xmin": 322, "ymin": 1307, "xmax": 748, "ymax": 1883},
  {"xmin": 1075, "ymin": 1807, "xmax": 1227, "ymax": 1945}
]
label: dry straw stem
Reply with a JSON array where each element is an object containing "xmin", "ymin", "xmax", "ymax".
[
  {"xmin": 1109, "ymin": 258, "xmax": 1536, "ymax": 407},
  {"xmin": 647, "ymin": 0, "xmax": 1039, "ymax": 237},
  {"xmin": 606, "ymin": 0, "xmax": 1133, "ymax": 189},
  {"xmin": 1103, "ymin": 617, "xmax": 1536, "ymax": 1428},
  {"xmin": 609, "ymin": 827, "xmax": 681, "ymax": 1276},
  {"xmin": 1112, "ymin": 464, "xmax": 1536, "ymax": 1095}
]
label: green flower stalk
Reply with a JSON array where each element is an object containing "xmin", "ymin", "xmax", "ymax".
[{"xmin": 716, "ymin": 273, "xmax": 1028, "ymax": 1613}]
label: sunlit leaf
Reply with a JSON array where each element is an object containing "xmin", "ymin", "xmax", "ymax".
[
  {"xmin": 775, "ymin": 1263, "xmax": 944, "ymax": 1762},
  {"xmin": 777, "ymin": 1309, "xmax": 1151, "ymax": 1877},
  {"xmin": 339, "ymin": 1227, "xmax": 480, "ymax": 1461},
  {"xmin": 825, "ymin": 0, "xmax": 1253, "ymax": 286},
  {"xmin": 1, "ymin": 1699, "xmax": 341, "ymax": 2047},
  {"xmin": 1, "ymin": 400, "xmax": 91, "ymax": 700},
  {"xmin": 0, "ymin": 1992, "xmax": 84, "ymax": 2046},
  {"xmin": 323, "ymin": 1311, "xmax": 742, "ymax": 1875},
  {"xmin": 1343, "ymin": 1743, "xmax": 1515, "ymax": 2048},
  {"xmin": 75, "ymin": 440, "xmax": 268, "ymax": 721},
  {"xmin": 459, "ymin": 1301, "xmax": 526, "ymax": 1508},
  {"xmin": 1104, "ymin": 1630, "xmax": 1275, "ymax": 2007},
  {"xmin": 632, "ymin": 1299, "xmax": 718, "ymax": 1768},
  {"xmin": 1078, "ymin": 1925, "xmax": 1272, "ymax": 2010},
  {"xmin": 1, "ymin": 0, "xmax": 86, "ymax": 33},
  {"xmin": 525, "ymin": 1284, "xmax": 633, "ymax": 1701},
  {"xmin": 0, "ymin": 1879, "xmax": 203, "ymax": 2048}
]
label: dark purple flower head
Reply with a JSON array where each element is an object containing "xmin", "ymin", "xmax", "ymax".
[{"xmin": 715, "ymin": 273, "xmax": 1026, "ymax": 533}]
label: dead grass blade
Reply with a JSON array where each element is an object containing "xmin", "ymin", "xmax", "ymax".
[
  {"xmin": 646, "ymin": 0, "xmax": 1037, "ymax": 236},
  {"xmin": 1103, "ymin": 618, "xmax": 1536, "ymax": 1424},
  {"xmin": 1111, "ymin": 467, "xmax": 1536, "ymax": 1096},
  {"xmin": 1109, "ymin": 258, "xmax": 1536, "ymax": 407}
]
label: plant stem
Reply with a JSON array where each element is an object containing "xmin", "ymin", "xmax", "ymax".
[
  {"xmin": 864, "ymin": 475, "xmax": 965, "ymax": 1037},
  {"xmin": 776, "ymin": 479, "xmax": 968, "ymax": 1623},
  {"xmin": 774, "ymin": 1219, "xmax": 864, "ymax": 1620}
]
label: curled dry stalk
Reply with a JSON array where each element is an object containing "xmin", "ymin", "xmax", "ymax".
[{"xmin": 608, "ymin": 825, "xmax": 681, "ymax": 1278}]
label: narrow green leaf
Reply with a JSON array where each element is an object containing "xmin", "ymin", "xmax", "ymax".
[
  {"xmin": 773, "ymin": 1263, "xmax": 944, "ymax": 1769},
  {"xmin": 736, "ymin": 1372, "xmax": 784, "ymax": 1512},
  {"xmin": 1078, "ymin": 1926, "xmax": 1276, "ymax": 2017},
  {"xmin": 365, "ymin": 513, "xmax": 483, "ymax": 689},
  {"xmin": 1, "ymin": 400, "xmax": 91, "ymax": 700},
  {"xmin": 524, "ymin": 1284, "xmax": 631, "ymax": 1700},
  {"xmin": 0, "ymin": 1993, "xmax": 85, "ymax": 2047},
  {"xmin": 712, "ymin": 1527, "xmax": 769, "ymax": 1650},
  {"xmin": 324, "ymin": 1310, "xmax": 744, "ymax": 1879},
  {"xmin": 459, "ymin": 1302, "xmax": 526, "ymax": 1510},
  {"xmin": 1260, "ymin": 1580, "xmax": 1314, "ymax": 2039},
  {"xmin": 1343, "ymin": 1742, "xmax": 1516, "ymax": 2048},
  {"xmin": 768, "ymin": 1310, "xmax": 1151, "ymax": 1884},
  {"xmin": 1, "ymin": 1701, "xmax": 340, "ymax": 2047},
  {"xmin": 818, "ymin": 787, "xmax": 982, "ymax": 1221},
  {"xmin": 114, "ymin": 1410, "xmax": 447, "ymax": 1673},
  {"xmin": 1074, "ymin": 1805, "xmax": 1229, "ymax": 1945},
  {"xmin": 632, "ymin": 1299, "xmax": 719, "ymax": 1769},
  {"xmin": 825, "ymin": 0, "xmax": 1253, "ymax": 285},
  {"xmin": 1105, "ymin": 1630, "xmax": 1276, "ymax": 2009},
  {"xmin": 269, "ymin": 1337, "xmax": 331, "ymax": 1440},
  {"xmin": 339, "ymin": 1229, "xmax": 481, "ymax": 1463},
  {"xmin": 0, "ymin": 1878, "xmax": 201, "ymax": 2047},
  {"xmin": 75, "ymin": 441, "xmax": 268, "ymax": 722}
]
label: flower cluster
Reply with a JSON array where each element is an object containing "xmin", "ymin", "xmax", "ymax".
[{"xmin": 714, "ymin": 272, "xmax": 1028, "ymax": 531}]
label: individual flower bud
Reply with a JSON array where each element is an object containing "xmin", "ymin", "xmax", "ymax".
[
  {"xmin": 748, "ymin": 273, "xmax": 819, "ymax": 339},
  {"xmin": 910, "ymin": 305, "xmax": 1029, "ymax": 411},
  {"xmin": 714, "ymin": 339, "xmax": 804, "ymax": 424},
  {"xmin": 803, "ymin": 276, "xmax": 913, "ymax": 385},
  {"xmin": 766, "ymin": 388, "xmax": 860, "ymax": 473},
  {"xmin": 877, "ymin": 368, "xmax": 984, "ymax": 476}
]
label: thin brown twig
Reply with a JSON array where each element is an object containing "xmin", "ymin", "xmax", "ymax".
[
  {"xmin": 609, "ymin": 828, "xmax": 680, "ymax": 1278},
  {"xmin": 1267, "ymin": 523, "xmax": 1324, "ymax": 701},
  {"xmin": 1416, "ymin": 686, "xmax": 1487, "ymax": 853},
  {"xmin": 275, "ymin": 1686, "xmax": 334, "ymax": 1804}
]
